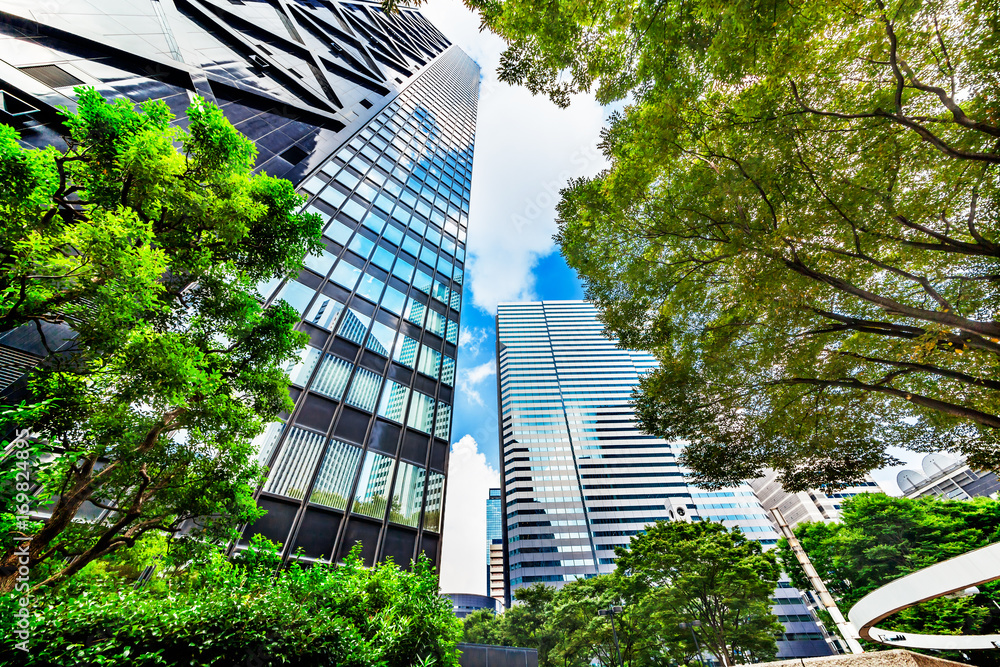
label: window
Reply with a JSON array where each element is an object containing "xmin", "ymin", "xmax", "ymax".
[
  {"xmin": 356, "ymin": 273, "xmax": 385, "ymax": 303},
  {"xmin": 345, "ymin": 367, "xmax": 381, "ymax": 412},
  {"xmin": 352, "ymin": 451, "xmax": 396, "ymax": 520},
  {"xmin": 337, "ymin": 308, "xmax": 371, "ymax": 345},
  {"xmin": 274, "ymin": 280, "xmax": 314, "ymax": 314},
  {"xmin": 403, "ymin": 297, "xmax": 426, "ymax": 327},
  {"xmin": 366, "ymin": 321, "xmax": 395, "ymax": 356},
  {"xmin": 389, "ymin": 462, "xmax": 426, "ymax": 528},
  {"xmin": 417, "ymin": 344, "xmax": 441, "ymax": 379},
  {"xmin": 285, "ymin": 346, "xmax": 321, "ymax": 386},
  {"xmin": 310, "ymin": 439, "xmax": 362, "ymax": 511},
  {"xmin": 330, "ymin": 261, "xmax": 361, "ymax": 290},
  {"xmin": 378, "ymin": 380, "xmax": 410, "ymax": 422},
  {"xmin": 324, "ymin": 218, "xmax": 354, "ymax": 245},
  {"xmin": 393, "ymin": 335, "xmax": 419, "ymax": 368},
  {"xmin": 435, "ymin": 401, "xmax": 451, "ymax": 440},
  {"xmin": 407, "ymin": 391, "xmax": 435, "ymax": 434},
  {"xmin": 371, "ymin": 246, "xmax": 395, "ymax": 272},
  {"xmin": 431, "ymin": 280, "xmax": 448, "ymax": 303},
  {"xmin": 423, "ymin": 471, "xmax": 444, "ymax": 532},
  {"xmin": 402, "ymin": 235, "xmax": 421, "ymax": 258},
  {"xmin": 426, "ymin": 310, "xmax": 446, "ymax": 337},
  {"xmin": 413, "ymin": 270, "xmax": 432, "ymax": 295},
  {"xmin": 348, "ymin": 233, "xmax": 375, "ymax": 259},
  {"xmin": 380, "ymin": 287, "xmax": 406, "ymax": 315},
  {"xmin": 441, "ymin": 355, "xmax": 455, "ymax": 386},
  {"xmin": 305, "ymin": 295, "xmax": 345, "ymax": 330},
  {"xmin": 391, "ymin": 257, "xmax": 414, "ymax": 282},
  {"xmin": 263, "ymin": 427, "xmax": 326, "ymax": 499},
  {"xmin": 445, "ymin": 319, "xmax": 458, "ymax": 344},
  {"xmin": 251, "ymin": 422, "xmax": 284, "ymax": 465},
  {"xmin": 318, "ymin": 187, "xmax": 347, "ymax": 209},
  {"xmin": 340, "ymin": 198, "xmax": 367, "ymax": 222},
  {"xmin": 304, "ymin": 249, "xmax": 336, "ymax": 276},
  {"xmin": 382, "ymin": 223, "xmax": 404, "ymax": 247},
  {"xmin": 311, "ymin": 354, "xmax": 353, "ymax": 400}
]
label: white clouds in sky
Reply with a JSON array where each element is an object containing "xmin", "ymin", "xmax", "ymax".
[
  {"xmin": 420, "ymin": 0, "xmax": 609, "ymax": 314},
  {"xmin": 439, "ymin": 435, "xmax": 501, "ymax": 594},
  {"xmin": 457, "ymin": 358, "xmax": 496, "ymax": 407},
  {"xmin": 458, "ymin": 325, "xmax": 489, "ymax": 356}
]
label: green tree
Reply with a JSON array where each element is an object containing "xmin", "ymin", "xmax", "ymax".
[
  {"xmin": 780, "ymin": 493, "xmax": 1000, "ymax": 656},
  {"xmin": 462, "ymin": 608, "xmax": 504, "ymax": 645},
  {"xmin": 464, "ymin": 0, "xmax": 1000, "ymax": 490},
  {"xmin": 501, "ymin": 583, "xmax": 560, "ymax": 663},
  {"xmin": 615, "ymin": 521, "xmax": 783, "ymax": 665},
  {"xmin": 0, "ymin": 88, "xmax": 322, "ymax": 592}
]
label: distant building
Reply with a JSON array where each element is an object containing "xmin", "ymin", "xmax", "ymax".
[
  {"xmin": 748, "ymin": 470, "xmax": 882, "ymax": 530},
  {"xmin": 487, "ymin": 487, "xmax": 505, "ymax": 602},
  {"xmin": 897, "ymin": 453, "xmax": 1000, "ymax": 500},
  {"xmin": 446, "ymin": 593, "xmax": 503, "ymax": 619}
]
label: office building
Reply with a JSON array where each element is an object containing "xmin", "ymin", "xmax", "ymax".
[
  {"xmin": 0, "ymin": 0, "xmax": 478, "ymax": 568},
  {"xmin": 487, "ymin": 487, "xmax": 505, "ymax": 602},
  {"xmin": 749, "ymin": 470, "xmax": 882, "ymax": 530},
  {"xmin": 496, "ymin": 301, "xmax": 835, "ymax": 659},
  {"xmin": 445, "ymin": 593, "xmax": 503, "ymax": 619},
  {"xmin": 897, "ymin": 453, "xmax": 1000, "ymax": 500}
]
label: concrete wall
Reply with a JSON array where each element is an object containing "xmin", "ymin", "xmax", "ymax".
[{"xmin": 457, "ymin": 643, "xmax": 538, "ymax": 667}]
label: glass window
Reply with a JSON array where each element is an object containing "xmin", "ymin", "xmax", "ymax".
[
  {"xmin": 341, "ymin": 198, "xmax": 368, "ymax": 222},
  {"xmin": 431, "ymin": 280, "xmax": 449, "ymax": 303},
  {"xmin": 324, "ymin": 218, "xmax": 354, "ymax": 245},
  {"xmin": 435, "ymin": 401, "xmax": 451, "ymax": 440},
  {"xmin": 453, "ymin": 267, "xmax": 464, "ymax": 285},
  {"xmin": 426, "ymin": 228, "xmax": 441, "ymax": 247},
  {"xmin": 352, "ymin": 451, "xmax": 395, "ymax": 521},
  {"xmin": 304, "ymin": 249, "xmax": 336, "ymax": 276},
  {"xmin": 311, "ymin": 354, "xmax": 353, "ymax": 400},
  {"xmin": 285, "ymin": 346, "xmax": 321, "ymax": 386},
  {"xmin": 263, "ymin": 426, "xmax": 326, "ymax": 499},
  {"xmin": 423, "ymin": 471, "xmax": 444, "ymax": 532},
  {"xmin": 402, "ymin": 235, "xmax": 421, "ymax": 258},
  {"xmin": 305, "ymin": 295, "xmax": 345, "ymax": 330},
  {"xmin": 355, "ymin": 179, "xmax": 378, "ymax": 203},
  {"xmin": 335, "ymin": 168, "xmax": 360, "ymax": 190},
  {"xmin": 367, "ymin": 320, "xmax": 395, "ymax": 356},
  {"xmin": 441, "ymin": 355, "xmax": 455, "ymax": 387},
  {"xmin": 436, "ymin": 254, "xmax": 452, "ymax": 278},
  {"xmin": 251, "ymin": 421, "xmax": 284, "ymax": 465},
  {"xmin": 345, "ymin": 367, "xmax": 381, "ymax": 412},
  {"xmin": 413, "ymin": 270, "xmax": 432, "ymax": 295},
  {"xmin": 408, "ymin": 215, "xmax": 427, "ymax": 237},
  {"xmin": 310, "ymin": 439, "xmax": 362, "ymax": 511},
  {"xmin": 419, "ymin": 245, "xmax": 437, "ymax": 268},
  {"xmin": 389, "ymin": 461, "xmax": 426, "ymax": 528},
  {"xmin": 445, "ymin": 318, "xmax": 458, "ymax": 344},
  {"xmin": 374, "ymin": 193, "xmax": 395, "ymax": 213},
  {"xmin": 318, "ymin": 186, "xmax": 347, "ymax": 209},
  {"xmin": 256, "ymin": 275, "xmax": 282, "ymax": 302},
  {"xmin": 426, "ymin": 309, "xmax": 445, "ymax": 337},
  {"xmin": 274, "ymin": 280, "xmax": 315, "ymax": 314},
  {"xmin": 331, "ymin": 261, "xmax": 361, "ymax": 290},
  {"xmin": 393, "ymin": 335, "xmax": 419, "ymax": 368},
  {"xmin": 391, "ymin": 257, "xmax": 414, "ymax": 282},
  {"xmin": 380, "ymin": 287, "xmax": 406, "ymax": 315},
  {"xmin": 449, "ymin": 289, "xmax": 461, "ymax": 311},
  {"xmin": 378, "ymin": 379, "xmax": 410, "ymax": 422},
  {"xmin": 348, "ymin": 233, "xmax": 376, "ymax": 259},
  {"xmin": 403, "ymin": 297, "xmax": 426, "ymax": 327},
  {"xmin": 363, "ymin": 209, "xmax": 388, "ymax": 235},
  {"xmin": 391, "ymin": 206, "xmax": 409, "ymax": 227},
  {"xmin": 356, "ymin": 273, "xmax": 385, "ymax": 303},
  {"xmin": 407, "ymin": 391, "xmax": 435, "ymax": 434},
  {"xmin": 371, "ymin": 246, "xmax": 395, "ymax": 272},
  {"xmin": 418, "ymin": 344, "xmax": 441, "ymax": 379},
  {"xmin": 415, "ymin": 199, "xmax": 432, "ymax": 218},
  {"xmin": 382, "ymin": 223, "xmax": 404, "ymax": 247},
  {"xmin": 338, "ymin": 308, "xmax": 371, "ymax": 345}
]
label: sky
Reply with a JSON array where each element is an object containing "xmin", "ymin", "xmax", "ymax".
[{"xmin": 420, "ymin": 0, "xmax": 924, "ymax": 595}]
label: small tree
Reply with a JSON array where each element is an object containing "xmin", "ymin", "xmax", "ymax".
[
  {"xmin": 0, "ymin": 88, "xmax": 322, "ymax": 592},
  {"xmin": 462, "ymin": 608, "xmax": 504, "ymax": 645},
  {"xmin": 615, "ymin": 521, "xmax": 783, "ymax": 665}
]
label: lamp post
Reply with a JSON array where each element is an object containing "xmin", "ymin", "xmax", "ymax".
[
  {"xmin": 679, "ymin": 620, "xmax": 704, "ymax": 667},
  {"xmin": 598, "ymin": 604, "xmax": 625, "ymax": 667}
]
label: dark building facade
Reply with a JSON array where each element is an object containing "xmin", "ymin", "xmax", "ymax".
[{"xmin": 0, "ymin": 0, "xmax": 478, "ymax": 568}]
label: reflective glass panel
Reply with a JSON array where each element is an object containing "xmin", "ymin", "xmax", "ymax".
[
  {"xmin": 345, "ymin": 367, "xmax": 381, "ymax": 412},
  {"xmin": 417, "ymin": 344, "xmax": 441, "ymax": 379},
  {"xmin": 366, "ymin": 321, "xmax": 395, "ymax": 356},
  {"xmin": 403, "ymin": 297, "xmax": 426, "ymax": 327},
  {"xmin": 426, "ymin": 309, "xmax": 446, "ymax": 337},
  {"xmin": 352, "ymin": 451, "xmax": 396, "ymax": 521},
  {"xmin": 393, "ymin": 335, "xmax": 419, "ymax": 368},
  {"xmin": 275, "ymin": 280, "xmax": 315, "ymax": 315},
  {"xmin": 435, "ymin": 401, "xmax": 451, "ymax": 440},
  {"xmin": 338, "ymin": 308, "xmax": 371, "ymax": 345},
  {"xmin": 304, "ymin": 249, "xmax": 336, "ymax": 276},
  {"xmin": 407, "ymin": 391, "xmax": 435, "ymax": 434},
  {"xmin": 330, "ymin": 262, "xmax": 362, "ymax": 290},
  {"xmin": 311, "ymin": 354, "xmax": 353, "ymax": 400},
  {"xmin": 305, "ymin": 295, "xmax": 345, "ymax": 330},
  {"xmin": 389, "ymin": 461, "xmax": 425, "ymax": 528},
  {"xmin": 263, "ymin": 426, "xmax": 326, "ymax": 499},
  {"xmin": 378, "ymin": 380, "xmax": 410, "ymax": 422},
  {"xmin": 381, "ymin": 287, "xmax": 406, "ymax": 315},
  {"xmin": 423, "ymin": 471, "xmax": 444, "ymax": 532},
  {"xmin": 285, "ymin": 346, "xmax": 321, "ymax": 386},
  {"xmin": 310, "ymin": 439, "xmax": 362, "ymax": 511},
  {"xmin": 356, "ymin": 274, "xmax": 385, "ymax": 303},
  {"xmin": 441, "ymin": 355, "xmax": 455, "ymax": 387}
]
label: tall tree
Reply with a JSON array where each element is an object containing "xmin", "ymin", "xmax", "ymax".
[
  {"xmin": 781, "ymin": 493, "xmax": 1000, "ymax": 663},
  {"xmin": 615, "ymin": 521, "xmax": 783, "ymax": 665},
  {"xmin": 0, "ymin": 88, "xmax": 322, "ymax": 592},
  {"xmin": 464, "ymin": 0, "xmax": 1000, "ymax": 490}
]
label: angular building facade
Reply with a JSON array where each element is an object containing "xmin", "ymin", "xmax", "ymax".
[
  {"xmin": 496, "ymin": 301, "xmax": 836, "ymax": 659},
  {"xmin": 749, "ymin": 470, "xmax": 882, "ymax": 530},
  {"xmin": 0, "ymin": 0, "xmax": 478, "ymax": 568}
]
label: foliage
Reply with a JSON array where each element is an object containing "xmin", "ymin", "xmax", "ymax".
[
  {"xmin": 780, "ymin": 492, "xmax": 1000, "ymax": 659},
  {"xmin": 465, "ymin": 0, "xmax": 1000, "ymax": 490},
  {"xmin": 463, "ymin": 521, "xmax": 780, "ymax": 666},
  {"xmin": 0, "ymin": 539, "xmax": 461, "ymax": 667},
  {"xmin": 0, "ymin": 88, "xmax": 322, "ymax": 592},
  {"xmin": 462, "ymin": 608, "xmax": 504, "ymax": 645}
]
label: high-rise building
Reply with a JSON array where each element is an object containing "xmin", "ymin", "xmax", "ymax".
[
  {"xmin": 487, "ymin": 487, "xmax": 504, "ymax": 602},
  {"xmin": 897, "ymin": 453, "xmax": 1000, "ymax": 500},
  {"xmin": 496, "ymin": 301, "xmax": 836, "ymax": 659},
  {"xmin": 748, "ymin": 470, "xmax": 882, "ymax": 530},
  {"xmin": 0, "ymin": 0, "xmax": 479, "ymax": 568}
]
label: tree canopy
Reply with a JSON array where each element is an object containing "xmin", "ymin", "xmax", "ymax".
[
  {"xmin": 0, "ymin": 88, "xmax": 322, "ymax": 592},
  {"xmin": 464, "ymin": 0, "xmax": 1000, "ymax": 489},
  {"xmin": 781, "ymin": 493, "xmax": 1000, "ymax": 662}
]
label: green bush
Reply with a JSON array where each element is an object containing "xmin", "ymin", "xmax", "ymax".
[{"xmin": 0, "ymin": 539, "xmax": 461, "ymax": 667}]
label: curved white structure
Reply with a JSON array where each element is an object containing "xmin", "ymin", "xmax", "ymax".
[{"xmin": 848, "ymin": 541, "xmax": 1000, "ymax": 650}]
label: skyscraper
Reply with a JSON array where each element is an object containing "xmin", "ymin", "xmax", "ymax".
[
  {"xmin": 896, "ymin": 453, "xmax": 1000, "ymax": 500},
  {"xmin": 496, "ymin": 301, "xmax": 836, "ymax": 659},
  {"xmin": 0, "ymin": 0, "xmax": 478, "ymax": 568},
  {"xmin": 486, "ymin": 487, "xmax": 504, "ymax": 602},
  {"xmin": 748, "ymin": 470, "xmax": 882, "ymax": 529}
]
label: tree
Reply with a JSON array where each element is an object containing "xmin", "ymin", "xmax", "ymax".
[
  {"xmin": 0, "ymin": 88, "xmax": 322, "ymax": 592},
  {"xmin": 780, "ymin": 493, "xmax": 1000, "ymax": 660},
  {"xmin": 462, "ymin": 608, "xmax": 504, "ymax": 645},
  {"xmin": 464, "ymin": 0, "xmax": 1000, "ymax": 490},
  {"xmin": 502, "ymin": 583, "xmax": 561, "ymax": 663},
  {"xmin": 615, "ymin": 521, "xmax": 783, "ymax": 665}
]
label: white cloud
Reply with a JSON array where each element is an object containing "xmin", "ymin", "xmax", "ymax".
[
  {"xmin": 459, "ymin": 325, "xmax": 488, "ymax": 356},
  {"xmin": 440, "ymin": 435, "xmax": 501, "ymax": 594},
  {"xmin": 421, "ymin": 0, "xmax": 609, "ymax": 314},
  {"xmin": 457, "ymin": 358, "xmax": 496, "ymax": 407}
]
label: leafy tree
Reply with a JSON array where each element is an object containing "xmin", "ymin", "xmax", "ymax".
[
  {"xmin": 0, "ymin": 88, "xmax": 322, "ymax": 592},
  {"xmin": 615, "ymin": 521, "xmax": 783, "ymax": 665},
  {"xmin": 0, "ymin": 539, "xmax": 462, "ymax": 667},
  {"xmin": 780, "ymin": 493, "xmax": 1000, "ymax": 659},
  {"xmin": 462, "ymin": 608, "xmax": 504, "ymax": 645},
  {"xmin": 463, "ymin": 0, "xmax": 1000, "ymax": 490},
  {"xmin": 502, "ymin": 583, "xmax": 560, "ymax": 663}
]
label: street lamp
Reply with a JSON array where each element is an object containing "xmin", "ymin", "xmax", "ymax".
[
  {"xmin": 679, "ymin": 620, "xmax": 704, "ymax": 667},
  {"xmin": 598, "ymin": 604, "xmax": 625, "ymax": 667}
]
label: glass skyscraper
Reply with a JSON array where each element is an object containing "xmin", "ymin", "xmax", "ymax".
[
  {"xmin": 486, "ymin": 487, "xmax": 504, "ymax": 601},
  {"xmin": 0, "ymin": 0, "xmax": 478, "ymax": 568},
  {"xmin": 496, "ymin": 301, "xmax": 836, "ymax": 659}
]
